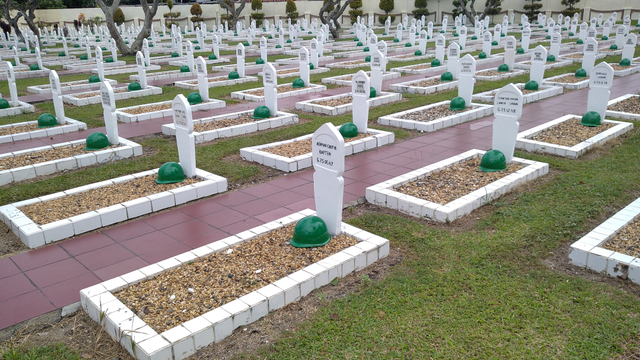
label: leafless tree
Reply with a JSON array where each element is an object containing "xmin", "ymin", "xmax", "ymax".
[
  {"xmin": 7, "ymin": 0, "xmax": 42, "ymax": 48},
  {"xmin": 2, "ymin": 1, "xmax": 24, "ymax": 44},
  {"xmin": 219, "ymin": 0, "xmax": 248, "ymax": 30},
  {"xmin": 319, "ymin": 0, "xmax": 356, "ymax": 39},
  {"xmin": 452, "ymin": 0, "xmax": 498, "ymax": 25},
  {"xmin": 96, "ymin": 0, "xmax": 160, "ymax": 56}
]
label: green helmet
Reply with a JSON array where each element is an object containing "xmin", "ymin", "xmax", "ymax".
[
  {"xmin": 479, "ymin": 150, "xmax": 507, "ymax": 172},
  {"xmin": 290, "ymin": 216, "xmax": 331, "ymax": 248},
  {"xmin": 156, "ymin": 162, "xmax": 186, "ymax": 184},
  {"xmin": 37, "ymin": 113, "xmax": 57, "ymax": 128},
  {"xmin": 85, "ymin": 132, "xmax": 110, "ymax": 151}
]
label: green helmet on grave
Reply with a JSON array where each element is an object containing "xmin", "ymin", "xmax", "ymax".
[
  {"xmin": 471, "ymin": 35, "xmax": 477, "ymax": 40},
  {"xmin": 602, "ymin": 36, "xmax": 608, "ymax": 40},
  {"xmin": 171, "ymin": 52, "xmax": 179, "ymax": 57},
  {"xmin": 180, "ymin": 65, "xmax": 191, "ymax": 72},
  {"xmin": 524, "ymin": 80, "xmax": 539, "ymax": 91},
  {"xmin": 105, "ymin": 57, "xmax": 114, "ymax": 63},
  {"xmin": 0, "ymin": 99, "xmax": 9, "ymax": 109},
  {"xmin": 363, "ymin": 47, "xmax": 369, "ymax": 52},
  {"xmin": 369, "ymin": 86, "xmax": 377, "ymax": 98},
  {"xmin": 253, "ymin": 105, "xmax": 271, "ymax": 119},
  {"xmin": 580, "ymin": 111, "xmax": 601, "ymax": 127},
  {"xmin": 30, "ymin": 49, "xmax": 34, "ymax": 53},
  {"xmin": 479, "ymin": 150, "xmax": 507, "ymax": 172},
  {"xmin": 243, "ymin": 41, "xmax": 250, "ymax": 46},
  {"xmin": 546, "ymin": 55, "xmax": 556, "ymax": 62},
  {"xmin": 80, "ymin": 54, "xmax": 88, "ymax": 60},
  {"xmin": 365, "ymin": 55, "xmax": 371, "ymax": 62},
  {"xmin": 440, "ymin": 72, "xmax": 454, "ymax": 81},
  {"xmin": 405, "ymin": 42, "xmax": 412, "ymax": 47},
  {"xmin": 286, "ymin": 39, "xmax": 292, "ymax": 43},
  {"xmin": 357, "ymin": 42, "xmax": 363, "ymax": 46},
  {"xmin": 290, "ymin": 216, "xmax": 331, "ymax": 248},
  {"xmin": 276, "ymin": 44, "xmax": 282, "ymax": 48},
  {"xmin": 498, "ymin": 64, "xmax": 509, "ymax": 72},
  {"xmin": 84, "ymin": 132, "xmax": 110, "ymax": 151},
  {"xmin": 431, "ymin": 59, "xmax": 441, "ymax": 66},
  {"xmin": 209, "ymin": 54, "xmax": 217, "ymax": 60},
  {"xmin": 517, "ymin": 47, "xmax": 525, "ymax": 54},
  {"xmin": 449, "ymin": 97, "xmax": 466, "ymax": 110},
  {"xmin": 58, "ymin": 51, "xmax": 65, "ymax": 56},
  {"xmin": 575, "ymin": 68, "xmax": 588, "ymax": 78},
  {"xmin": 393, "ymin": 38, "xmax": 400, "ymax": 43},
  {"xmin": 414, "ymin": 50, "xmax": 422, "ymax": 56},
  {"xmin": 354, "ymin": 37, "xmax": 359, "ymax": 41},
  {"xmin": 156, "ymin": 162, "xmax": 186, "ymax": 184},
  {"xmin": 491, "ymin": 40, "xmax": 498, "ymax": 45},
  {"xmin": 620, "ymin": 58, "xmax": 631, "ymax": 66},
  {"xmin": 101, "ymin": 46, "xmax": 107, "ymax": 51},
  {"xmin": 193, "ymin": 40, "xmax": 199, "ymax": 44},
  {"xmin": 228, "ymin": 71, "xmax": 240, "ymax": 79},
  {"xmin": 610, "ymin": 44, "xmax": 618, "ymax": 50},
  {"xmin": 339, "ymin": 122, "xmax": 358, "ymax": 138},
  {"xmin": 478, "ymin": 52, "xmax": 487, "ymax": 59},
  {"xmin": 195, "ymin": 46, "xmax": 201, "ymax": 50},
  {"xmin": 30, "ymin": 64, "xmax": 39, "ymax": 71},
  {"xmin": 256, "ymin": 58, "xmax": 265, "ymax": 65},
  {"xmin": 545, "ymin": 35, "xmax": 551, "ymax": 39},
  {"xmin": 292, "ymin": 78, "xmax": 305, "ymax": 88},
  {"xmin": 187, "ymin": 92, "xmax": 203, "ymax": 105},
  {"xmin": 89, "ymin": 75, "xmax": 100, "ymax": 83},
  {"xmin": 309, "ymin": 62, "xmax": 315, "ymax": 70},
  {"xmin": 74, "ymin": 44, "xmax": 80, "ymax": 48},
  {"xmin": 128, "ymin": 82, "xmax": 142, "ymax": 91},
  {"xmin": 37, "ymin": 113, "xmax": 57, "ymax": 128}
]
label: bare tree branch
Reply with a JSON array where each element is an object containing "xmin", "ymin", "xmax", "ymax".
[
  {"xmin": 219, "ymin": 0, "xmax": 248, "ymax": 30},
  {"xmin": 2, "ymin": 1, "xmax": 24, "ymax": 44},
  {"xmin": 7, "ymin": 0, "xmax": 42, "ymax": 48},
  {"xmin": 319, "ymin": 0, "xmax": 356, "ymax": 39},
  {"xmin": 96, "ymin": 0, "xmax": 159, "ymax": 56}
]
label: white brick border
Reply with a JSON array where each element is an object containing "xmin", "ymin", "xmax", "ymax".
[
  {"xmin": 365, "ymin": 149, "xmax": 549, "ymax": 223},
  {"xmin": 162, "ymin": 110, "xmax": 299, "ymax": 143},
  {"xmin": 512, "ymin": 59, "xmax": 573, "ymax": 70},
  {"xmin": 569, "ymin": 197, "xmax": 640, "ymax": 283},
  {"xmin": 543, "ymin": 73, "xmax": 590, "ymax": 89},
  {"xmin": 63, "ymin": 86, "xmax": 163, "ymax": 106},
  {"xmin": 377, "ymin": 100, "xmax": 493, "ymax": 132},
  {"xmin": 27, "ymin": 78, "xmax": 117, "ymax": 94},
  {"xmin": 558, "ymin": 52, "xmax": 606, "ymax": 64},
  {"xmin": 92, "ymin": 64, "xmax": 161, "ymax": 76},
  {"xmin": 321, "ymin": 71, "xmax": 400, "ymax": 86},
  {"xmin": 388, "ymin": 76, "xmax": 458, "ymax": 94},
  {"xmin": 295, "ymin": 91, "xmax": 403, "ymax": 116},
  {"xmin": 240, "ymin": 129, "xmax": 395, "ymax": 172},
  {"xmin": 0, "ymin": 67, "xmax": 51, "ymax": 80},
  {"xmin": 230, "ymin": 83, "xmax": 327, "ymax": 102},
  {"xmin": 606, "ymin": 94, "xmax": 640, "ymax": 121},
  {"xmin": 257, "ymin": 67, "xmax": 330, "ymax": 79},
  {"xmin": 173, "ymin": 75, "xmax": 259, "ymax": 90},
  {"xmin": 64, "ymin": 60, "xmax": 126, "ymax": 70},
  {"xmin": 0, "ymin": 137, "xmax": 142, "ymax": 186},
  {"xmin": 79, "ymin": 209, "xmax": 390, "ymax": 360},
  {"xmin": 389, "ymin": 63, "xmax": 447, "ymax": 75},
  {"xmin": 325, "ymin": 59, "xmax": 370, "ymax": 69},
  {"xmin": 0, "ymin": 168, "xmax": 227, "ymax": 248},
  {"xmin": 130, "ymin": 70, "xmax": 194, "ymax": 82},
  {"xmin": 116, "ymin": 99, "xmax": 227, "ymax": 123},
  {"xmin": 0, "ymin": 100, "xmax": 35, "ymax": 117},
  {"xmin": 472, "ymin": 83, "xmax": 563, "ymax": 104},
  {"xmin": 608, "ymin": 62, "xmax": 640, "ymax": 77},
  {"xmin": 0, "ymin": 118, "xmax": 87, "ymax": 144},
  {"xmin": 516, "ymin": 114, "xmax": 634, "ymax": 158},
  {"xmin": 475, "ymin": 68, "xmax": 528, "ymax": 81}
]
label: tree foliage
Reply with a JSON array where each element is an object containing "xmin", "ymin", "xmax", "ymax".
[
  {"xmin": 113, "ymin": 7, "xmax": 125, "ymax": 25},
  {"xmin": 452, "ymin": 0, "xmax": 499, "ymax": 25},
  {"xmin": 378, "ymin": 0, "xmax": 394, "ymax": 24},
  {"xmin": 163, "ymin": 0, "xmax": 180, "ymax": 28},
  {"xmin": 560, "ymin": 0, "xmax": 580, "ymax": 17},
  {"xmin": 349, "ymin": 0, "xmax": 362, "ymax": 24},
  {"xmin": 412, "ymin": 0, "xmax": 429, "ymax": 19},
  {"xmin": 251, "ymin": 0, "xmax": 261, "ymax": 11},
  {"xmin": 523, "ymin": 0, "xmax": 542, "ymax": 19},
  {"xmin": 285, "ymin": 0, "xmax": 298, "ymax": 21},
  {"xmin": 484, "ymin": 0, "xmax": 501, "ymax": 16}
]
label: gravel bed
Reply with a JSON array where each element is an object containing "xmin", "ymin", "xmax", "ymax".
[
  {"xmin": 121, "ymin": 103, "xmax": 172, "ymax": 115},
  {"xmin": 396, "ymin": 157, "xmax": 524, "ymax": 205},
  {"xmin": 73, "ymin": 87, "xmax": 127, "ymax": 99},
  {"xmin": 277, "ymin": 68, "xmax": 300, "ymax": 75},
  {"xmin": 184, "ymin": 77, "xmax": 232, "ymax": 85},
  {"xmin": 519, "ymin": 61, "xmax": 554, "ymax": 65},
  {"xmin": 604, "ymin": 217, "xmax": 640, "ymax": 258},
  {"xmin": 530, "ymin": 117, "xmax": 615, "ymax": 147},
  {"xmin": 549, "ymin": 74, "xmax": 589, "ymax": 83},
  {"xmin": 411, "ymin": 78, "xmax": 444, "ymax": 87},
  {"xmin": 193, "ymin": 114, "xmax": 273, "ymax": 132},
  {"xmin": 340, "ymin": 60, "xmax": 366, "ymax": 65},
  {"xmin": 36, "ymin": 79, "xmax": 89, "ymax": 89},
  {"xmin": 0, "ymin": 144, "xmax": 117, "ymax": 170},
  {"xmin": 246, "ymin": 84, "xmax": 302, "ymax": 97},
  {"xmin": 313, "ymin": 96, "xmax": 353, "ymax": 106},
  {"xmin": 400, "ymin": 104, "xmax": 477, "ymax": 122},
  {"xmin": 564, "ymin": 53, "xmax": 583, "ymax": 58},
  {"xmin": 476, "ymin": 69, "xmax": 517, "ymax": 76},
  {"xmin": 20, "ymin": 175, "xmax": 201, "ymax": 225},
  {"xmin": 115, "ymin": 224, "xmax": 358, "ymax": 333},
  {"xmin": 608, "ymin": 97, "xmax": 640, "ymax": 114},
  {"xmin": 0, "ymin": 123, "xmax": 61, "ymax": 136},
  {"xmin": 407, "ymin": 64, "xmax": 432, "ymax": 70},
  {"xmin": 488, "ymin": 88, "xmax": 538, "ymax": 96},
  {"xmin": 610, "ymin": 64, "xmax": 635, "ymax": 70},
  {"xmin": 264, "ymin": 133, "xmax": 370, "ymax": 158}
]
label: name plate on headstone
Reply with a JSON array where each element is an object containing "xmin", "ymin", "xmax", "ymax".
[
  {"xmin": 459, "ymin": 54, "xmax": 476, "ymax": 74},
  {"xmin": 313, "ymin": 124, "xmax": 345, "ymax": 174},
  {"xmin": 495, "ymin": 88, "xmax": 523, "ymax": 118},
  {"xmin": 174, "ymin": 106, "xmax": 190, "ymax": 129},
  {"xmin": 589, "ymin": 62, "xmax": 614, "ymax": 88}
]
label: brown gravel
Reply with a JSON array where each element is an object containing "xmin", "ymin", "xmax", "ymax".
[
  {"xmin": 489, "ymin": 88, "xmax": 539, "ymax": 96},
  {"xmin": 519, "ymin": 61, "xmax": 554, "ymax": 65},
  {"xmin": 339, "ymin": 60, "xmax": 366, "ymax": 66},
  {"xmin": 36, "ymin": 79, "xmax": 89, "ymax": 89},
  {"xmin": 607, "ymin": 96, "xmax": 640, "ymax": 114},
  {"xmin": 121, "ymin": 103, "xmax": 172, "ymax": 115},
  {"xmin": 610, "ymin": 64, "xmax": 636, "ymax": 70},
  {"xmin": 408, "ymin": 64, "xmax": 432, "ymax": 70},
  {"xmin": 395, "ymin": 157, "xmax": 524, "ymax": 205},
  {"xmin": 530, "ymin": 117, "xmax": 615, "ymax": 147},
  {"xmin": 604, "ymin": 217, "xmax": 640, "ymax": 258},
  {"xmin": 277, "ymin": 68, "xmax": 300, "ymax": 75},
  {"xmin": 0, "ymin": 144, "xmax": 117, "ymax": 171},
  {"xmin": 20, "ymin": 175, "xmax": 201, "ymax": 225},
  {"xmin": 563, "ymin": 53, "xmax": 584, "ymax": 59},
  {"xmin": 400, "ymin": 104, "xmax": 477, "ymax": 122},
  {"xmin": 194, "ymin": 114, "xmax": 273, "ymax": 132},
  {"xmin": 313, "ymin": 96, "xmax": 353, "ymax": 107},
  {"xmin": 264, "ymin": 133, "xmax": 371, "ymax": 158},
  {"xmin": 245, "ymin": 84, "xmax": 302, "ymax": 97},
  {"xmin": 185, "ymin": 77, "xmax": 237, "ymax": 85},
  {"xmin": 549, "ymin": 74, "xmax": 589, "ymax": 83},
  {"xmin": 411, "ymin": 78, "xmax": 444, "ymax": 87},
  {"xmin": 73, "ymin": 87, "xmax": 127, "ymax": 99},
  {"xmin": 115, "ymin": 224, "xmax": 358, "ymax": 333},
  {"xmin": 476, "ymin": 69, "xmax": 516, "ymax": 76},
  {"xmin": 0, "ymin": 123, "xmax": 62, "ymax": 136}
]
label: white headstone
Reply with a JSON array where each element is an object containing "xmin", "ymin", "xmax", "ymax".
[
  {"xmin": 312, "ymin": 123, "xmax": 345, "ymax": 236},
  {"xmin": 195, "ymin": 56, "xmax": 209, "ymax": 102},
  {"xmin": 236, "ymin": 43, "xmax": 245, "ymax": 77},
  {"xmin": 5, "ymin": 62, "xmax": 18, "ymax": 106},
  {"xmin": 172, "ymin": 94, "xmax": 196, "ymax": 178},
  {"xmin": 49, "ymin": 70, "xmax": 65, "ymax": 124},
  {"xmin": 529, "ymin": 45, "xmax": 547, "ymax": 84},
  {"xmin": 457, "ymin": 54, "xmax": 476, "ymax": 105},
  {"xmin": 522, "ymin": 26, "xmax": 531, "ymax": 51},
  {"xmin": 447, "ymin": 42, "xmax": 460, "ymax": 78},
  {"xmin": 96, "ymin": 47, "xmax": 104, "ymax": 81},
  {"xmin": 550, "ymin": 32, "xmax": 561, "ymax": 58},
  {"xmin": 419, "ymin": 30, "xmax": 428, "ymax": 54},
  {"xmin": 616, "ymin": 25, "xmax": 627, "ymax": 48},
  {"xmin": 622, "ymin": 33, "xmax": 637, "ymax": 61},
  {"xmin": 459, "ymin": 25, "xmax": 467, "ymax": 49},
  {"xmin": 370, "ymin": 49, "xmax": 384, "ymax": 94},
  {"xmin": 582, "ymin": 38, "xmax": 598, "ymax": 73},
  {"xmin": 504, "ymin": 36, "xmax": 517, "ymax": 70},
  {"xmin": 587, "ymin": 62, "xmax": 614, "ymax": 119},
  {"xmin": 492, "ymin": 83, "xmax": 523, "ymax": 163},
  {"xmin": 262, "ymin": 63, "xmax": 278, "ymax": 116},
  {"xmin": 435, "ymin": 34, "xmax": 446, "ymax": 63},
  {"xmin": 299, "ymin": 46, "xmax": 310, "ymax": 86},
  {"xmin": 351, "ymin": 70, "xmax": 370, "ymax": 133},
  {"xmin": 100, "ymin": 81, "xmax": 118, "ymax": 145},
  {"xmin": 482, "ymin": 31, "xmax": 492, "ymax": 56},
  {"xmin": 260, "ymin": 36, "xmax": 268, "ymax": 63}
]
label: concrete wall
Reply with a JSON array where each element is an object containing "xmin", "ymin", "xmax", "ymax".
[{"xmin": 23, "ymin": 0, "xmax": 640, "ymax": 31}]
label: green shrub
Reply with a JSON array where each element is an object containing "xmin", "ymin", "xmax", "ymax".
[
  {"xmin": 412, "ymin": 0, "xmax": 430, "ymax": 19},
  {"xmin": 286, "ymin": 0, "xmax": 299, "ymax": 21},
  {"xmin": 349, "ymin": 0, "xmax": 363, "ymax": 25},
  {"xmin": 113, "ymin": 7, "xmax": 125, "ymax": 26}
]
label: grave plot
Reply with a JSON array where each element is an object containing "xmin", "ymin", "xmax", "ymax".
[
  {"xmin": 63, "ymin": 60, "xmax": 126, "ymax": 70},
  {"xmin": 130, "ymin": 69, "xmax": 197, "ymax": 82},
  {"xmin": 322, "ymin": 71, "xmax": 400, "ymax": 86},
  {"xmin": 568, "ymin": 197, "xmax": 640, "ymax": 285},
  {"xmin": 473, "ymin": 82, "xmax": 563, "ymax": 104},
  {"xmin": 606, "ymin": 94, "xmax": 640, "ymax": 121},
  {"xmin": 0, "ymin": 118, "xmax": 86, "ymax": 143},
  {"xmin": 389, "ymin": 61, "xmax": 447, "ymax": 74},
  {"xmin": 79, "ymin": 209, "xmax": 389, "ymax": 360},
  {"xmin": 93, "ymin": 64, "xmax": 162, "ymax": 76},
  {"xmin": 515, "ymin": 114, "xmax": 633, "ymax": 158},
  {"xmin": 475, "ymin": 66, "xmax": 528, "ymax": 81},
  {"xmin": 513, "ymin": 59, "xmax": 573, "ymax": 70},
  {"xmin": 62, "ymin": 84, "xmax": 163, "ymax": 106},
  {"xmin": 377, "ymin": 100, "xmax": 492, "ymax": 132},
  {"xmin": 607, "ymin": 61, "xmax": 640, "ymax": 76},
  {"xmin": 388, "ymin": 75, "xmax": 458, "ymax": 94},
  {"xmin": 0, "ymin": 66, "xmax": 51, "ymax": 80},
  {"xmin": 257, "ymin": 66, "xmax": 330, "ymax": 78},
  {"xmin": 365, "ymin": 149, "xmax": 548, "ymax": 222},
  {"xmin": 543, "ymin": 72, "xmax": 590, "ymax": 89},
  {"xmin": 325, "ymin": 59, "xmax": 370, "ymax": 69},
  {"xmin": 116, "ymin": 98, "xmax": 226, "ymax": 123},
  {"xmin": 295, "ymin": 91, "xmax": 402, "ymax": 116},
  {"xmin": 387, "ymin": 52, "xmax": 435, "ymax": 62},
  {"xmin": 162, "ymin": 108, "xmax": 298, "ymax": 143},
  {"xmin": 27, "ymin": 77, "xmax": 117, "ymax": 94},
  {"xmin": 559, "ymin": 52, "xmax": 606, "ymax": 63},
  {"xmin": 0, "ymin": 94, "xmax": 227, "ymax": 248},
  {"xmin": 173, "ymin": 75, "xmax": 259, "ymax": 90},
  {"xmin": 230, "ymin": 83, "xmax": 327, "ymax": 102}
]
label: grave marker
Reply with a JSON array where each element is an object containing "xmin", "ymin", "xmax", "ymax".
[
  {"xmin": 135, "ymin": 51, "xmax": 147, "ymax": 89},
  {"xmin": 550, "ymin": 32, "xmax": 561, "ymax": 58},
  {"xmin": 351, "ymin": 70, "xmax": 370, "ymax": 133},
  {"xmin": 616, "ymin": 25, "xmax": 627, "ymax": 48},
  {"xmin": 522, "ymin": 26, "xmax": 531, "ymax": 51},
  {"xmin": 6, "ymin": 62, "xmax": 18, "ymax": 106},
  {"xmin": 459, "ymin": 25, "xmax": 467, "ymax": 49},
  {"xmin": 49, "ymin": 70, "xmax": 65, "ymax": 124},
  {"xmin": 458, "ymin": 54, "xmax": 476, "ymax": 105},
  {"xmin": 260, "ymin": 36, "xmax": 268, "ymax": 63},
  {"xmin": 504, "ymin": 36, "xmax": 517, "ymax": 69},
  {"xmin": 447, "ymin": 42, "xmax": 460, "ymax": 78},
  {"xmin": 35, "ymin": 47, "xmax": 43, "ymax": 70},
  {"xmin": 312, "ymin": 123, "xmax": 345, "ymax": 236},
  {"xmin": 299, "ymin": 46, "xmax": 310, "ymax": 86},
  {"xmin": 173, "ymin": 94, "xmax": 197, "ymax": 178},
  {"xmin": 100, "ymin": 81, "xmax": 119, "ymax": 144},
  {"xmin": 492, "ymin": 83, "xmax": 523, "ymax": 163},
  {"xmin": 582, "ymin": 37, "xmax": 598, "ymax": 73},
  {"xmin": 196, "ymin": 56, "xmax": 209, "ymax": 102},
  {"xmin": 310, "ymin": 38, "xmax": 319, "ymax": 69},
  {"xmin": 262, "ymin": 63, "xmax": 278, "ymax": 116},
  {"xmin": 379, "ymin": 40, "xmax": 388, "ymax": 70},
  {"xmin": 529, "ymin": 45, "xmax": 547, "ymax": 84},
  {"xmin": 435, "ymin": 34, "xmax": 446, "ymax": 63},
  {"xmin": 587, "ymin": 27, "xmax": 597, "ymax": 39},
  {"xmin": 587, "ymin": 62, "xmax": 614, "ymax": 119},
  {"xmin": 370, "ymin": 49, "xmax": 384, "ymax": 94},
  {"xmin": 396, "ymin": 23, "xmax": 403, "ymax": 42},
  {"xmin": 236, "ymin": 43, "xmax": 246, "ymax": 77},
  {"xmin": 622, "ymin": 33, "xmax": 637, "ymax": 61},
  {"xmin": 482, "ymin": 31, "xmax": 492, "ymax": 56},
  {"xmin": 419, "ymin": 30, "xmax": 427, "ymax": 54}
]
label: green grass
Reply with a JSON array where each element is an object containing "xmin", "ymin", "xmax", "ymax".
[{"xmin": 1, "ymin": 343, "xmax": 79, "ymax": 360}]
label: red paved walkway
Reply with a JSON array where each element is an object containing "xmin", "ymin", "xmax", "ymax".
[{"xmin": 1, "ymin": 46, "xmax": 638, "ymax": 331}]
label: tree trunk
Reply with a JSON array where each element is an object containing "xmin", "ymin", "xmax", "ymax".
[
  {"xmin": 2, "ymin": 3, "xmax": 24, "ymax": 44},
  {"xmin": 220, "ymin": 0, "xmax": 248, "ymax": 30},
  {"xmin": 96, "ymin": 0, "xmax": 159, "ymax": 56},
  {"xmin": 454, "ymin": 0, "xmax": 496, "ymax": 26},
  {"xmin": 319, "ymin": 0, "xmax": 355, "ymax": 39}
]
